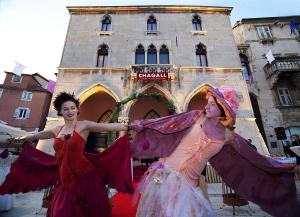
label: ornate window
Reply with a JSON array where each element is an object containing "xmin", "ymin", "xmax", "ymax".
[
  {"xmin": 135, "ymin": 44, "xmax": 145, "ymax": 64},
  {"xmin": 192, "ymin": 15, "xmax": 202, "ymax": 31},
  {"xmin": 196, "ymin": 43, "xmax": 208, "ymax": 67},
  {"xmin": 147, "ymin": 15, "xmax": 157, "ymax": 31},
  {"xmin": 147, "ymin": 44, "xmax": 157, "ymax": 64},
  {"xmin": 101, "ymin": 16, "xmax": 111, "ymax": 31},
  {"xmin": 144, "ymin": 110, "xmax": 160, "ymax": 119},
  {"xmin": 97, "ymin": 44, "xmax": 109, "ymax": 67},
  {"xmin": 159, "ymin": 45, "xmax": 169, "ymax": 64}
]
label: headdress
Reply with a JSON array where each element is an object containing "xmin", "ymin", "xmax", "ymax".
[{"xmin": 205, "ymin": 86, "xmax": 239, "ymax": 127}]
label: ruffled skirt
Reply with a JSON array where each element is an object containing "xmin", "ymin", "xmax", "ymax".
[{"xmin": 135, "ymin": 162, "xmax": 216, "ymax": 217}]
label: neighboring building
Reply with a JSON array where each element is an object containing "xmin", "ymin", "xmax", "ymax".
[
  {"xmin": 233, "ymin": 16, "xmax": 300, "ymax": 154},
  {"xmin": 0, "ymin": 72, "xmax": 53, "ymax": 132},
  {"xmin": 38, "ymin": 5, "xmax": 268, "ymax": 155}
]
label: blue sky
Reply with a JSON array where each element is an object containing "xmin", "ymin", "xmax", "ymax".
[{"xmin": 0, "ymin": 0, "xmax": 299, "ymax": 83}]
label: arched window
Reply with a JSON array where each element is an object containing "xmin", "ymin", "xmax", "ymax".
[
  {"xmin": 159, "ymin": 45, "xmax": 169, "ymax": 64},
  {"xmin": 144, "ymin": 110, "xmax": 160, "ymax": 119},
  {"xmin": 101, "ymin": 16, "xmax": 111, "ymax": 31},
  {"xmin": 97, "ymin": 44, "xmax": 108, "ymax": 67},
  {"xmin": 240, "ymin": 54, "xmax": 252, "ymax": 81},
  {"xmin": 192, "ymin": 15, "xmax": 202, "ymax": 31},
  {"xmin": 147, "ymin": 44, "xmax": 157, "ymax": 64},
  {"xmin": 196, "ymin": 43, "xmax": 208, "ymax": 67},
  {"xmin": 135, "ymin": 44, "xmax": 145, "ymax": 64},
  {"xmin": 147, "ymin": 15, "xmax": 157, "ymax": 31},
  {"xmin": 97, "ymin": 110, "xmax": 113, "ymax": 123}
]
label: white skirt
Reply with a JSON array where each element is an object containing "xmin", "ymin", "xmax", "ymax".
[{"xmin": 135, "ymin": 162, "xmax": 216, "ymax": 217}]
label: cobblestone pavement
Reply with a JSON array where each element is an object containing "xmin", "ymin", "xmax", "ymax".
[{"xmin": 1, "ymin": 182, "xmax": 299, "ymax": 217}]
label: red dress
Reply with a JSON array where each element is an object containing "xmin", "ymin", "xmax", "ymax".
[
  {"xmin": 48, "ymin": 131, "xmax": 110, "ymax": 217},
  {"xmin": 0, "ymin": 133, "xmax": 133, "ymax": 217}
]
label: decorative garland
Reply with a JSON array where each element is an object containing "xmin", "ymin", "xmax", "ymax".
[{"xmin": 107, "ymin": 92, "xmax": 176, "ymax": 145}]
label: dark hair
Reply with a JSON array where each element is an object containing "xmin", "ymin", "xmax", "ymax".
[{"xmin": 53, "ymin": 92, "xmax": 80, "ymax": 116}]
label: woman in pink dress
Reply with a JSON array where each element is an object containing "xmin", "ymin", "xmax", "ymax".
[
  {"xmin": 131, "ymin": 86, "xmax": 298, "ymax": 217},
  {"xmin": 1, "ymin": 92, "xmax": 133, "ymax": 217}
]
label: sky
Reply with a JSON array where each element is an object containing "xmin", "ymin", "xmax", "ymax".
[{"xmin": 0, "ymin": 0, "xmax": 299, "ymax": 83}]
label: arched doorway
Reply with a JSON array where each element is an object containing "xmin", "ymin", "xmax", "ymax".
[
  {"xmin": 129, "ymin": 87, "xmax": 170, "ymax": 121},
  {"xmin": 79, "ymin": 91, "xmax": 116, "ymax": 152}
]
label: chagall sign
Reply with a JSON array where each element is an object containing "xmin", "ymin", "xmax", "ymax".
[{"xmin": 131, "ymin": 65, "xmax": 172, "ymax": 81}]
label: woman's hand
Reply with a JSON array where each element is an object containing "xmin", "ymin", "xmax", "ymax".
[{"xmin": 129, "ymin": 123, "xmax": 143, "ymax": 132}]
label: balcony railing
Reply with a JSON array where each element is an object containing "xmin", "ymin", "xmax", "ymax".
[{"xmin": 264, "ymin": 57, "xmax": 300, "ymax": 78}]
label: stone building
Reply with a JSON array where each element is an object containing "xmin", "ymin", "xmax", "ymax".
[
  {"xmin": 233, "ymin": 16, "xmax": 300, "ymax": 154},
  {"xmin": 37, "ymin": 5, "xmax": 268, "ymax": 155}
]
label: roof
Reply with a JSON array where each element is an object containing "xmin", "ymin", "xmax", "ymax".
[
  {"xmin": 4, "ymin": 71, "xmax": 49, "ymax": 85},
  {"xmin": 67, "ymin": 5, "xmax": 233, "ymax": 15},
  {"xmin": 233, "ymin": 15, "xmax": 300, "ymax": 28}
]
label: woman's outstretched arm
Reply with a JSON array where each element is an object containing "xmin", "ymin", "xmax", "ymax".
[{"xmin": 84, "ymin": 120, "xmax": 129, "ymax": 133}]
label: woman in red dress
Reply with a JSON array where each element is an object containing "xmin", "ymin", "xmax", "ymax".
[{"xmin": 1, "ymin": 92, "xmax": 132, "ymax": 217}]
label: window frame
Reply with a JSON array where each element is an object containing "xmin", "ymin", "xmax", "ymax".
[
  {"xmin": 192, "ymin": 15, "xmax": 202, "ymax": 31},
  {"xmin": 96, "ymin": 44, "xmax": 109, "ymax": 67},
  {"xmin": 11, "ymin": 75, "xmax": 22, "ymax": 83},
  {"xmin": 277, "ymin": 87, "xmax": 293, "ymax": 106},
  {"xmin": 135, "ymin": 45, "xmax": 145, "ymax": 64},
  {"xmin": 240, "ymin": 54, "xmax": 252, "ymax": 81},
  {"xmin": 101, "ymin": 16, "xmax": 111, "ymax": 31},
  {"xmin": 147, "ymin": 15, "xmax": 157, "ymax": 31},
  {"xmin": 21, "ymin": 91, "xmax": 33, "ymax": 101},
  {"xmin": 159, "ymin": 45, "xmax": 170, "ymax": 64},
  {"xmin": 14, "ymin": 107, "xmax": 31, "ymax": 119},
  {"xmin": 196, "ymin": 44, "xmax": 208, "ymax": 67},
  {"xmin": 256, "ymin": 25, "xmax": 273, "ymax": 39},
  {"xmin": 147, "ymin": 44, "xmax": 157, "ymax": 64}
]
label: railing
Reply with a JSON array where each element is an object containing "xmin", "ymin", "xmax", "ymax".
[{"xmin": 264, "ymin": 58, "xmax": 300, "ymax": 78}]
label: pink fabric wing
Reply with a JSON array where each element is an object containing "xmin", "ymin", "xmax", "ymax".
[
  {"xmin": 209, "ymin": 135, "xmax": 299, "ymax": 217},
  {"xmin": 131, "ymin": 110, "xmax": 203, "ymax": 158}
]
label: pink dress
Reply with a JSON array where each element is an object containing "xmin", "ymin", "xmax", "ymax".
[{"xmin": 136, "ymin": 117, "xmax": 224, "ymax": 217}]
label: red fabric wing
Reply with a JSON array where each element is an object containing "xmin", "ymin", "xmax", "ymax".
[
  {"xmin": 85, "ymin": 134, "xmax": 133, "ymax": 194},
  {"xmin": 0, "ymin": 144, "xmax": 59, "ymax": 195}
]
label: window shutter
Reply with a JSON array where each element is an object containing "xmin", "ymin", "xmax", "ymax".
[
  {"xmin": 14, "ymin": 108, "xmax": 19, "ymax": 118},
  {"xmin": 25, "ymin": 109, "xmax": 31, "ymax": 119}
]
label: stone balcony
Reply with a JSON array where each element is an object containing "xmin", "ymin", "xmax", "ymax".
[{"xmin": 264, "ymin": 57, "xmax": 300, "ymax": 88}]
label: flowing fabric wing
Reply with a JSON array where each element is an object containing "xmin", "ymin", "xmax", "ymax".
[
  {"xmin": 0, "ymin": 144, "xmax": 59, "ymax": 195},
  {"xmin": 131, "ymin": 110, "xmax": 202, "ymax": 158},
  {"xmin": 85, "ymin": 134, "xmax": 133, "ymax": 194},
  {"xmin": 209, "ymin": 134, "xmax": 299, "ymax": 217}
]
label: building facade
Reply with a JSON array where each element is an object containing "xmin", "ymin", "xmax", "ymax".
[
  {"xmin": 233, "ymin": 16, "xmax": 300, "ymax": 154},
  {"xmin": 0, "ymin": 72, "xmax": 52, "ymax": 132},
  {"xmin": 38, "ymin": 5, "xmax": 268, "ymax": 155}
]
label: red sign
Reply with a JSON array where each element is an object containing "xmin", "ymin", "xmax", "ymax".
[{"xmin": 137, "ymin": 72, "xmax": 168, "ymax": 81}]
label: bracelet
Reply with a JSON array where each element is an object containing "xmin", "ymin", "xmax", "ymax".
[{"xmin": 127, "ymin": 125, "xmax": 133, "ymax": 131}]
